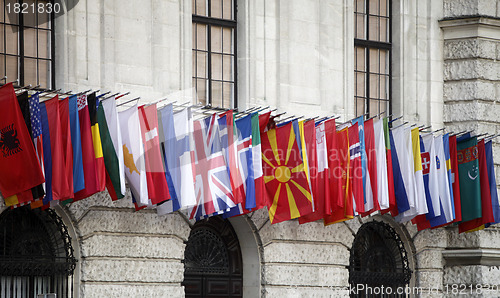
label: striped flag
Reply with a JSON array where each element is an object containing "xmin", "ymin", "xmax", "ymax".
[
  {"xmin": 68, "ymin": 95, "xmax": 85, "ymax": 193},
  {"xmin": 373, "ymin": 119, "xmax": 389, "ymax": 210},
  {"xmin": 98, "ymin": 97, "xmax": 126, "ymax": 200},
  {"xmin": 190, "ymin": 114, "xmax": 236, "ymax": 219},
  {"xmin": 251, "ymin": 112, "xmax": 265, "ymax": 210}
]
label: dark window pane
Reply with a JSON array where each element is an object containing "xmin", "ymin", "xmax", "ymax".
[
  {"xmin": 222, "ymin": 54, "xmax": 232, "ymax": 81},
  {"xmin": 380, "ymin": 50, "xmax": 388, "ymax": 74},
  {"xmin": 355, "ymin": 0, "xmax": 365, "ymax": 14},
  {"xmin": 196, "ymin": 78, "xmax": 207, "ymax": 105},
  {"xmin": 23, "ymin": 0, "xmax": 36, "ymax": 27},
  {"xmin": 369, "ymin": 48, "xmax": 379, "ymax": 74},
  {"xmin": 222, "ymin": 0, "xmax": 232, "ymax": 20},
  {"xmin": 380, "ymin": 0, "xmax": 388, "ymax": 17},
  {"xmin": 38, "ymin": 3, "xmax": 50, "ymax": 29},
  {"xmin": 5, "ymin": 24, "xmax": 18, "ymax": 55},
  {"xmin": 0, "ymin": 0, "xmax": 3, "ymax": 23},
  {"xmin": 0, "ymin": 25, "xmax": 4, "ymax": 52},
  {"xmin": 356, "ymin": 14, "xmax": 365, "ymax": 39},
  {"xmin": 356, "ymin": 98, "xmax": 365, "ymax": 117},
  {"xmin": 24, "ymin": 28, "xmax": 37, "ymax": 58},
  {"xmin": 196, "ymin": 51, "xmax": 207, "ymax": 78},
  {"xmin": 6, "ymin": 54, "xmax": 18, "ymax": 82},
  {"xmin": 369, "ymin": 74, "xmax": 379, "ymax": 99},
  {"xmin": 211, "ymin": 53, "xmax": 222, "ymax": 81},
  {"xmin": 356, "ymin": 71, "xmax": 366, "ymax": 97},
  {"xmin": 195, "ymin": 0, "xmax": 207, "ymax": 16},
  {"xmin": 369, "ymin": 99, "xmax": 380, "ymax": 117},
  {"xmin": 210, "ymin": 0, "xmax": 222, "ymax": 19},
  {"xmin": 24, "ymin": 57, "xmax": 37, "ymax": 86},
  {"xmin": 0, "ymin": 54, "xmax": 4, "ymax": 76},
  {"xmin": 38, "ymin": 59, "xmax": 50, "ymax": 88},
  {"xmin": 355, "ymin": 47, "xmax": 365, "ymax": 71},
  {"xmin": 368, "ymin": 16, "xmax": 379, "ymax": 41},
  {"xmin": 222, "ymin": 82, "xmax": 233, "ymax": 108},
  {"xmin": 5, "ymin": 0, "xmax": 18, "ymax": 24},
  {"xmin": 211, "ymin": 26, "xmax": 222, "ymax": 53},
  {"xmin": 197, "ymin": 24, "xmax": 207, "ymax": 51},
  {"xmin": 211, "ymin": 81, "xmax": 223, "ymax": 106},
  {"xmin": 222, "ymin": 27, "xmax": 232, "ymax": 54},
  {"xmin": 370, "ymin": 0, "xmax": 379, "ymax": 16},
  {"xmin": 380, "ymin": 18, "xmax": 388, "ymax": 42}
]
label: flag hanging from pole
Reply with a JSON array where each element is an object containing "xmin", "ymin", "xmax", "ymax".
[
  {"xmin": 251, "ymin": 112, "xmax": 266, "ymax": 210},
  {"xmin": 87, "ymin": 92, "xmax": 106, "ymax": 193},
  {"xmin": 0, "ymin": 84, "xmax": 45, "ymax": 200},
  {"xmin": 373, "ymin": 119, "xmax": 389, "ymax": 210},
  {"xmin": 119, "ymin": 105, "xmax": 149, "ymax": 206},
  {"xmin": 58, "ymin": 97, "xmax": 75, "ymax": 200},
  {"xmin": 261, "ymin": 122, "xmax": 313, "ymax": 224},
  {"xmin": 98, "ymin": 97, "xmax": 126, "ymax": 200},
  {"xmin": 138, "ymin": 104, "xmax": 171, "ymax": 205}
]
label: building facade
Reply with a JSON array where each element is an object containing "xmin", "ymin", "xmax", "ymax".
[{"xmin": 1, "ymin": 0, "xmax": 500, "ymax": 297}]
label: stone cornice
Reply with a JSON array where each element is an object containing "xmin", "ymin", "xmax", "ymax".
[
  {"xmin": 440, "ymin": 16, "xmax": 500, "ymax": 41},
  {"xmin": 443, "ymin": 249, "xmax": 500, "ymax": 266}
]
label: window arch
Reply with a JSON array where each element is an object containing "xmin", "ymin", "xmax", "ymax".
[
  {"xmin": 349, "ymin": 221, "xmax": 412, "ymax": 297},
  {"xmin": 0, "ymin": 206, "xmax": 77, "ymax": 297},
  {"xmin": 183, "ymin": 216, "xmax": 242, "ymax": 298}
]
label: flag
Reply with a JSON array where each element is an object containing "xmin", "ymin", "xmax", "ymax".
[
  {"xmin": 118, "ymin": 105, "xmax": 149, "ymax": 206},
  {"xmin": 261, "ymin": 121, "xmax": 313, "ymax": 224},
  {"xmin": 235, "ymin": 114, "xmax": 256, "ymax": 209},
  {"xmin": 348, "ymin": 123, "xmax": 364, "ymax": 214},
  {"xmin": 251, "ymin": 112, "xmax": 266, "ymax": 210},
  {"xmin": 68, "ymin": 95, "xmax": 85, "ymax": 193},
  {"xmin": 411, "ymin": 128, "xmax": 428, "ymax": 216},
  {"xmin": 413, "ymin": 134, "xmax": 440, "ymax": 230},
  {"xmin": 0, "ymin": 84, "xmax": 44, "ymax": 200},
  {"xmin": 299, "ymin": 119, "xmax": 322, "ymax": 224},
  {"xmin": 352, "ymin": 117, "xmax": 374, "ymax": 213},
  {"xmin": 389, "ymin": 130, "xmax": 409, "ymax": 214},
  {"xmin": 362, "ymin": 118, "xmax": 379, "ymax": 215},
  {"xmin": 444, "ymin": 134, "xmax": 456, "ymax": 217},
  {"xmin": 434, "ymin": 134, "xmax": 454, "ymax": 224},
  {"xmin": 449, "ymin": 135, "xmax": 462, "ymax": 223},
  {"xmin": 190, "ymin": 114, "xmax": 236, "ymax": 219},
  {"xmin": 392, "ymin": 127, "xmax": 415, "ymax": 222},
  {"xmin": 138, "ymin": 104, "xmax": 171, "ymax": 205},
  {"xmin": 29, "ymin": 93, "xmax": 46, "ymax": 202},
  {"xmin": 485, "ymin": 140, "xmax": 500, "ymax": 226},
  {"xmin": 324, "ymin": 119, "xmax": 342, "ymax": 211},
  {"xmin": 40, "ymin": 96, "xmax": 71, "ymax": 203},
  {"xmin": 373, "ymin": 119, "xmax": 389, "ymax": 210},
  {"xmin": 456, "ymin": 136, "xmax": 482, "ymax": 223},
  {"xmin": 58, "ymin": 97, "xmax": 75, "ymax": 199},
  {"xmin": 156, "ymin": 106, "xmax": 197, "ymax": 214},
  {"xmin": 220, "ymin": 110, "xmax": 245, "ymax": 205},
  {"xmin": 98, "ymin": 97, "xmax": 126, "ymax": 200},
  {"xmin": 324, "ymin": 127, "xmax": 353, "ymax": 225},
  {"xmin": 5, "ymin": 92, "xmax": 45, "ymax": 206},
  {"xmin": 157, "ymin": 104, "xmax": 180, "ymax": 212},
  {"xmin": 382, "ymin": 118, "xmax": 397, "ymax": 215},
  {"xmin": 74, "ymin": 94, "xmax": 100, "ymax": 201},
  {"xmin": 87, "ymin": 92, "xmax": 106, "ymax": 192},
  {"xmin": 459, "ymin": 139, "xmax": 495, "ymax": 233}
]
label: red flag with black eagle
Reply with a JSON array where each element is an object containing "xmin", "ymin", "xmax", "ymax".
[{"xmin": 0, "ymin": 83, "xmax": 45, "ymax": 198}]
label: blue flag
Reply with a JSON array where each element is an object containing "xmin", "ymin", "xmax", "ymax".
[
  {"xmin": 68, "ymin": 95, "xmax": 85, "ymax": 193},
  {"xmin": 389, "ymin": 131, "xmax": 410, "ymax": 213},
  {"xmin": 40, "ymin": 103, "xmax": 53, "ymax": 204},
  {"xmin": 486, "ymin": 140, "xmax": 500, "ymax": 226}
]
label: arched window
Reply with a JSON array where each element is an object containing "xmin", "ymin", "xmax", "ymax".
[
  {"xmin": 349, "ymin": 221, "xmax": 412, "ymax": 297},
  {"xmin": 183, "ymin": 216, "xmax": 242, "ymax": 298},
  {"xmin": 0, "ymin": 206, "xmax": 77, "ymax": 297}
]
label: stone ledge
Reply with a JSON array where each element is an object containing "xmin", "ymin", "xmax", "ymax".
[
  {"xmin": 440, "ymin": 17, "xmax": 500, "ymax": 41},
  {"xmin": 263, "ymin": 242, "xmax": 349, "ymax": 266},
  {"xmin": 81, "ymin": 283, "xmax": 184, "ymax": 298},
  {"xmin": 444, "ymin": 38, "xmax": 499, "ymax": 60},
  {"xmin": 263, "ymin": 264, "xmax": 348, "ymax": 287},
  {"xmin": 444, "ymin": 59, "xmax": 500, "ymax": 81},
  {"xmin": 443, "ymin": 249, "xmax": 500, "ymax": 266}
]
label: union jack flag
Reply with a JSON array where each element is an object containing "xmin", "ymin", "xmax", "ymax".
[{"xmin": 190, "ymin": 114, "xmax": 236, "ymax": 219}]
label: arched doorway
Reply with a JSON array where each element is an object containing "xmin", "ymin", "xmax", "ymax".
[
  {"xmin": 349, "ymin": 221, "xmax": 412, "ymax": 297},
  {"xmin": 0, "ymin": 206, "xmax": 77, "ymax": 297},
  {"xmin": 183, "ymin": 216, "xmax": 243, "ymax": 298}
]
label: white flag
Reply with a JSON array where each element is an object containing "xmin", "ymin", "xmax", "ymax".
[
  {"xmin": 101, "ymin": 97, "xmax": 126, "ymax": 196},
  {"xmin": 435, "ymin": 134, "xmax": 454, "ymax": 223},
  {"xmin": 374, "ymin": 119, "xmax": 389, "ymax": 210},
  {"xmin": 421, "ymin": 134, "xmax": 441, "ymax": 217},
  {"xmin": 118, "ymin": 104, "xmax": 149, "ymax": 206}
]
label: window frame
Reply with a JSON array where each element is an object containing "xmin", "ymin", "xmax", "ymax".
[
  {"xmin": 0, "ymin": 0, "xmax": 56, "ymax": 89},
  {"xmin": 192, "ymin": 0, "xmax": 238, "ymax": 109},
  {"xmin": 354, "ymin": 0, "xmax": 392, "ymax": 118}
]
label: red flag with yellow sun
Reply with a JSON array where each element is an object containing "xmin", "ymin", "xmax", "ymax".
[{"xmin": 261, "ymin": 122, "xmax": 313, "ymax": 224}]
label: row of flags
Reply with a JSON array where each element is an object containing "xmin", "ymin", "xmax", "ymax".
[{"xmin": 0, "ymin": 82, "xmax": 498, "ymax": 233}]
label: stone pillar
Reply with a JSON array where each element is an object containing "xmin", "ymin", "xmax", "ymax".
[{"xmin": 440, "ymin": 1, "xmax": 500, "ymax": 294}]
